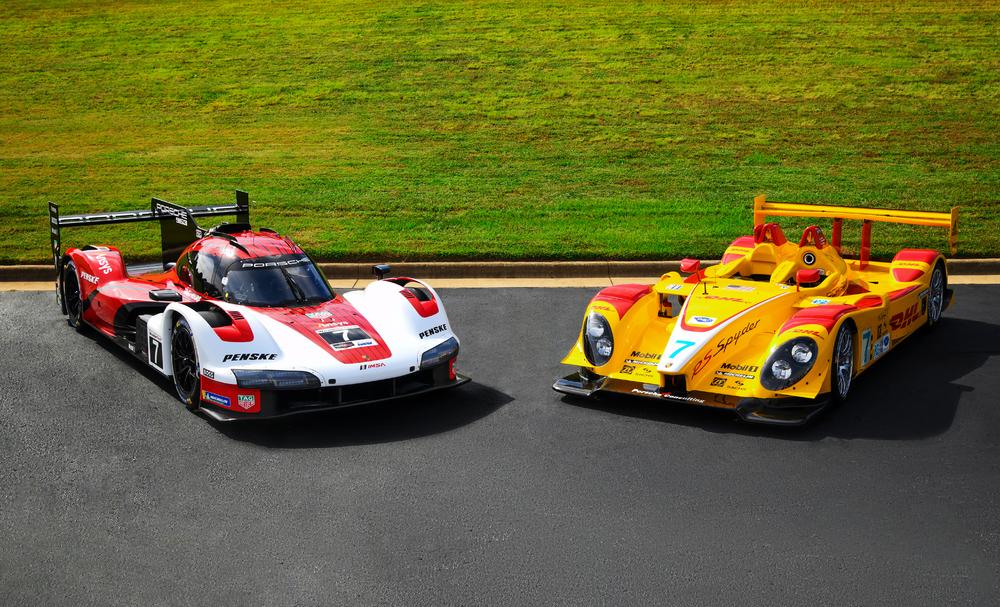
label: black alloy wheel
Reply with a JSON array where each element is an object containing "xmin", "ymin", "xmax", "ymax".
[
  {"xmin": 171, "ymin": 318, "xmax": 200, "ymax": 410},
  {"xmin": 62, "ymin": 261, "xmax": 84, "ymax": 331}
]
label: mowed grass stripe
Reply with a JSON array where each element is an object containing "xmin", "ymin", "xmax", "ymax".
[{"xmin": 0, "ymin": 0, "xmax": 997, "ymax": 263}]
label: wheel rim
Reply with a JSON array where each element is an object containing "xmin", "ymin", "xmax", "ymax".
[
  {"xmin": 929, "ymin": 267, "xmax": 945, "ymax": 323},
  {"xmin": 835, "ymin": 328, "xmax": 853, "ymax": 399},
  {"xmin": 64, "ymin": 268, "xmax": 82, "ymax": 324},
  {"xmin": 171, "ymin": 327, "xmax": 199, "ymax": 399}
]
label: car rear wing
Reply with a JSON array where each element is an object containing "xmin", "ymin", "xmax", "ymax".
[
  {"xmin": 48, "ymin": 190, "xmax": 250, "ymax": 272},
  {"xmin": 753, "ymin": 194, "xmax": 958, "ymax": 265}
]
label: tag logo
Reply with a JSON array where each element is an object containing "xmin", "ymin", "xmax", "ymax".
[{"xmin": 237, "ymin": 394, "xmax": 255, "ymax": 410}]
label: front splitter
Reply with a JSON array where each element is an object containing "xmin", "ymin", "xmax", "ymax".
[{"xmin": 553, "ymin": 372, "xmax": 830, "ymax": 426}]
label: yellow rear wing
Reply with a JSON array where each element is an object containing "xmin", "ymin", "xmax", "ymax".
[{"xmin": 753, "ymin": 195, "xmax": 959, "ymax": 256}]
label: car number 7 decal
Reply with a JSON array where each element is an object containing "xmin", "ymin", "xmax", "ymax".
[{"xmin": 669, "ymin": 340, "xmax": 696, "ymax": 358}]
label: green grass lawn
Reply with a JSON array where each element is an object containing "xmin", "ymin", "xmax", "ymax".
[{"xmin": 1, "ymin": 0, "xmax": 997, "ymax": 264}]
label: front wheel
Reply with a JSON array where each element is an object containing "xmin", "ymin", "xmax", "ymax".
[
  {"xmin": 831, "ymin": 323, "xmax": 855, "ymax": 403},
  {"xmin": 61, "ymin": 261, "xmax": 84, "ymax": 332},
  {"xmin": 926, "ymin": 261, "xmax": 946, "ymax": 329},
  {"xmin": 171, "ymin": 318, "xmax": 200, "ymax": 410}
]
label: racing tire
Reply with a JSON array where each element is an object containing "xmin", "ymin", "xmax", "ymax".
[
  {"xmin": 830, "ymin": 322, "xmax": 855, "ymax": 403},
  {"xmin": 61, "ymin": 261, "xmax": 84, "ymax": 332},
  {"xmin": 926, "ymin": 260, "xmax": 946, "ymax": 329},
  {"xmin": 171, "ymin": 318, "xmax": 200, "ymax": 410}
]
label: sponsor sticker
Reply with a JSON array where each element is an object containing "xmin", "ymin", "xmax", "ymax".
[
  {"xmin": 80, "ymin": 271, "xmax": 99, "ymax": 285},
  {"xmin": 359, "ymin": 362, "xmax": 386, "ymax": 370},
  {"xmin": 223, "ymin": 353, "xmax": 277, "ymax": 362},
  {"xmin": 418, "ymin": 323, "xmax": 448, "ymax": 339},
  {"xmin": 237, "ymin": 394, "xmax": 255, "ymax": 410},
  {"xmin": 620, "ymin": 364, "xmax": 635, "ymax": 375},
  {"xmin": 629, "ymin": 388, "xmax": 705, "ymax": 404},
  {"xmin": 317, "ymin": 326, "xmax": 376, "ymax": 350},
  {"xmin": 716, "ymin": 370, "xmax": 755, "ymax": 380},
  {"xmin": 305, "ymin": 310, "xmax": 333, "ymax": 319},
  {"xmin": 811, "ymin": 298, "xmax": 830, "ymax": 305},
  {"xmin": 725, "ymin": 284, "xmax": 755, "ymax": 292},
  {"xmin": 201, "ymin": 390, "xmax": 231, "ymax": 408},
  {"xmin": 624, "ymin": 358, "xmax": 659, "ymax": 367},
  {"xmin": 665, "ymin": 284, "xmax": 684, "ymax": 291},
  {"xmin": 202, "ymin": 368, "xmax": 215, "ymax": 380},
  {"xmin": 689, "ymin": 316, "xmax": 716, "ymax": 326},
  {"xmin": 710, "ymin": 377, "xmax": 727, "ymax": 388}
]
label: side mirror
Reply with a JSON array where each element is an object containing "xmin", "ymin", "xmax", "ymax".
[
  {"xmin": 372, "ymin": 264, "xmax": 392, "ymax": 280},
  {"xmin": 679, "ymin": 258, "xmax": 701, "ymax": 274},
  {"xmin": 164, "ymin": 262, "xmax": 176, "ymax": 271},
  {"xmin": 795, "ymin": 269, "xmax": 821, "ymax": 286},
  {"xmin": 149, "ymin": 289, "xmax": 182, "ymax": 302}
]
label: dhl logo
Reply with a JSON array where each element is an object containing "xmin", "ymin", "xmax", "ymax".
[{"xmin": 890, "ymin": 303, "xmax": 919, "ymax": 331}]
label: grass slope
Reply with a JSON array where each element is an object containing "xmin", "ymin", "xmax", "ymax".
[{"xmin": 0, "ymin": 0, "xmax": 997, "ymax": 264}]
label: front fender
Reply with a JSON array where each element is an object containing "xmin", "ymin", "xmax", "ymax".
[
  {"xmin": 344, "ymin": 278, "xmax": 458, "ymax": 354},
  {"xmin": 159, "ymin": 303, "xmax": 283, "ymax": 379}
]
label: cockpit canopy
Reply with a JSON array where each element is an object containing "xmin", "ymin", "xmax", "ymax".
[{"xmin": 177, "ymin": 250, "xmax": 333, "ymax": 307}]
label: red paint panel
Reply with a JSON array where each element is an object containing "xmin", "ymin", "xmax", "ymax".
[
  {"xmin": 753, "ymin": 223, "xmax": 787, "ymax": 246},
  {"xmin": 252, "ymin": 299, "xmax": 392, "ymax": 364},
  {"xmin": 894, "ymin": 249, "xmax": 938, "ymax": 265},
  {"xmin": 798, "ymin": 225, "xmax": 828, "ymax": 249},
  {"xmin": 593, "ymin": 284, "xmax": 651, "ymax": 317},
  {"xmin": 891, "ymin": 268, "xmax": 924, "ymax": 283},
  {"xmin": 780, "ymin": 304, "xmax": 856, "ymax": 333},
  {"xmin": 731, "ymin": 236, "xmax": 755, "ymax": 248},
  {"xmin": 400, "ymin": 290, "xmax": 439, "ymax": 317},
  {"xmin": 200, "ymin": 376, "xmax": 260, "ymax": 414},
  {"xmin": 888, "ymin": 285, "xmax": 919, "ymax": 301},
  {"xmin": 387, "ymin": 278, "xmax": 440, "ymax": 317},
  {"xmin": 854, "ymin": 296, "xmax": 883, "ymax": 309},
  {"xmin": 213, "ymin": 310, "xmax": 254, "ymax": 342}
]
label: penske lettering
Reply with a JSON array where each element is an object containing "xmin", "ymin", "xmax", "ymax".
[
  {"xmin": 419, "ymin": 323, "xmax": 447, "ymax": 339},
  {"xmin": 222, "ymin": 353, "xmax": 277, "ymax": 362}
]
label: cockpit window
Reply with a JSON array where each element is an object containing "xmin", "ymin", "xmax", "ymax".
[{"xmin": 219, "ymin": 254, "xmax": 333, "ymax": 307}]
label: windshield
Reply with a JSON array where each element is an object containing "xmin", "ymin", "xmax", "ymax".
[{"xmin": 218, "ymin": 254, "xmax": 334, "ymax": 307}]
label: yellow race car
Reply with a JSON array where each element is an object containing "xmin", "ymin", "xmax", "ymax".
[{"xmin": 554, "ymin": 196, "xmax": 959, "ymax": 425}]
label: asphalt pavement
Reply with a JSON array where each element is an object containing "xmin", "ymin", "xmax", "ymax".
[{"xmin": 1, "ymin": 286, "xmax": 999, "ymax": 606}]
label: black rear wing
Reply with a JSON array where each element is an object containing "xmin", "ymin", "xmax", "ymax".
[{"xmin": 49, "ymin": 190, "xmax": 250, "ymax": 271}]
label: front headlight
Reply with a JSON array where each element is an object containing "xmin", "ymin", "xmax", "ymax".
[
  {"xmin": 232, "ymin": 369, "xmax": 321, "ymax": 390},
  {"xmin": 420, "ymin": 336, "xmax": 459, "ymax": 369},
  {"xmin": 583, "ymin": 312, "xmax": 614, "ymax": 366},
  {"xmin": 760, "ymin": 337, "xmax": 819, "ymax": 391}
]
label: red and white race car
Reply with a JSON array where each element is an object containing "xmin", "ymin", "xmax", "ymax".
[{"xmin": 49, "ymin": 191, "xmax": 468, "ymax": 421}]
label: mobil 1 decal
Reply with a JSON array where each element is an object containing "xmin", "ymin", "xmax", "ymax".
[{"xmin": 318, "ymin": 325, "xmax": 376, "ymax": 350}]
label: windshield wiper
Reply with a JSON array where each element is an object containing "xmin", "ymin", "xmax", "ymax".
[{"xmin": 279, "ymin": 267, "xmax": 307, "ymax": 304}]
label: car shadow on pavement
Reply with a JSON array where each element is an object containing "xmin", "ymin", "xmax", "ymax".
[
  {"xmin": 207, "ymin": 381, "xmax": 512, "ymax": 448},
  {"xmin": 558, "ymin": 317, "xmax": 998, "ymax": 441}
]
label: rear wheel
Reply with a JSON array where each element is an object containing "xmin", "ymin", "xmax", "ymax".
[
  {"xmin": 831, "ymin": 323, "xmax": 854, "ymax": 402},
  {"xmin": 61, "ymin": 261, "xmax": 84, "ymax": 331},
  {"xmin": 927, "ymin": 261, "xmax": 946, "ymax": 329},
  {"xmin": 171, "ymin": 318, "xmax": 200, "ymax": 410}
]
